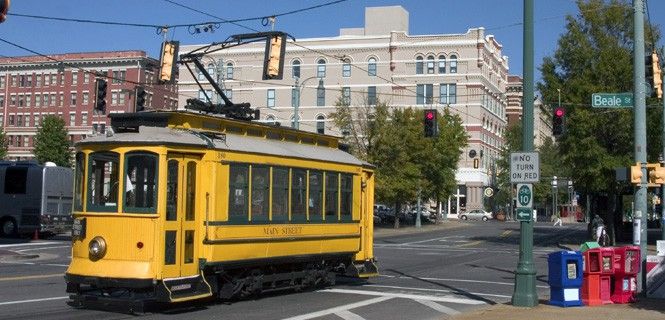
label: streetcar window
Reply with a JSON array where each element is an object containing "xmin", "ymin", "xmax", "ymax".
[
  {"xmin": 340, "ymin": 174, "xmax": 353, "ymax": 220},
  {"xmin": 186, "ymin": 161, "xmax": 196, "ymax": 221},
  {"xmin": 88, "ymin": 151, "xmax": 120, "ymax": 212},
  {"xmin": 124, "ymin": 152, "xmax": 158, "ymax": 213},
  {"xmin": 165, "ymin": 230, "xmax": 176, "ymax": 265},
  {"xmin": 308, "ymin": 170, "xmax": 323, "ymax": 222},
  {"xmin": 166, "ymin": 160, "xmax": 178, "ymax": 221},
  {"xmin": 271, "ymin": 167, "xmax": 289, "ymax": 221},
  {"xmin": 251, "ymin": 165, "xmax": 269, "ymax": 221},
  {"xmin": 229, "ymin": 164, "xmax": 249, "ymax": 221},
  {"xmin": 184, "ymin": 230, "xmax": 194, "ymax": 264},
  {"xmin": 4, "ymin": 166, "xmax": 27, "ymax": 194},
  {"xmin": 291, "ymin": 169, "xmax": 307, "ymax": 221},
  {"xmin": 325, "ymin": 172, "xmax": 339, "ymax": 221},
  {"xmin": 74, "ymin": 152, "xmax": 85, "ymax": 211}
]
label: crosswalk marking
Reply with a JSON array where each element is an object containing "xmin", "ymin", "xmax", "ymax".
[
  {"xmin": 414, "ymin": 299, "xmax": 460, "ymax": 315},
  {"xmin": 322, "ymin": 288, "xmax": 486, "ymax": 305},
  {"xmin": 364, "ymin": 284, "xmax": 512, "ymax": 299},
  {"xmin": 282, "ymin": 296, "xmax": 392, "ymax": 320},
  {"xmin": 335, "ymin": 310, "xmax": 366, "ymax": 320}
]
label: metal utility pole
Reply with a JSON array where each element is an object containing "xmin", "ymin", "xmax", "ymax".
[
  {"xmin": 633, "ymin": 0, "xmax": 648, "ymax": 294},
  {"xmin": 512, "ymin": 0, "xmax": 538, "ymax": 307},
  {"xmin": 293, "ymin": 77, "xmax": 301, "ymax": 130}
]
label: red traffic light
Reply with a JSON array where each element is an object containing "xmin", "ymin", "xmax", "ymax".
[
  {"xmin": 425, "ymin": 111, "xmax": 435, "ymax": 120},
  {"xmin": 555, "ymin": 107, "xmax": 565, "ymax": 117}
]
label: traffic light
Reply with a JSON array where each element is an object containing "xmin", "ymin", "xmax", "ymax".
[
  {"xmin": 135, "ymin": 86, "xmax": 146, "ymax": 112},
  {"xmin": 552, "ymin": 107, "xmax": 565, "ymax": 136},
  {"xmin": 630, "ymin": 164, "xmax": 642, "ymax": 184},
  {"xmin": 94, "ymin": 78, "xmax": 107, "ymax": 113},
  {"xmin": 262, "ymin": 33, "xmax": 286, "ymax": 80},
  {"xmin": 423, "ymin": 109, "xmax": 438, "ymax": 137},
  {"xmin": 648, "ymin": 163, "xmax": 665, "ymax": 185},
  {"xmin": 159, "ymin": 41, "xmax": 179, "ymax": 83},
  {"xmin": 651, "ymin": 52, "xmax": 663, "ymax": 99}
]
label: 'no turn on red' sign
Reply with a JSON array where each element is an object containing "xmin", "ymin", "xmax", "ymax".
[{"xmin": 510, "ymin": 152, "xmax": 540, "ymax": 183}]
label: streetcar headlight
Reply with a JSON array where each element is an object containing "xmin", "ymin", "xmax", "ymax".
[{"xmin": 88, "ymin": 236, "xmax": 107, "ymax": 260}]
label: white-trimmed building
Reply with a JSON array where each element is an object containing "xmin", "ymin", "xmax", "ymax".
[{"xmin": 178, "ymin": 6, "xmax": 510, "ymax": 214}]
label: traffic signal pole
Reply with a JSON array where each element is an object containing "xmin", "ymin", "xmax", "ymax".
[
  {"xmin": 512, "ymin": 0, "xmax": 538, "ymax": 307},
  {"xmin": 633, "ymin": 0, "xmax": 648, "ymax": 294}
]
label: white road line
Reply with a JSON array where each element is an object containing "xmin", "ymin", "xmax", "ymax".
[
  {"xmin": 282, "ymin": 296, "xmax": 392, "ymax": 320},
  {"xmin": 378, "ymin": 275, "xmax": 549, "ymax": 289},
  {"xmin": 16, "ymin": 245, "xmax": 71, "ymax": 252},
  {"xmin": 364, "ymin": 284, "xmax": 512, "ymax": 299},
  {"xmin": 0, "ymin": 261, "xmax": 68, "ymax": 267},
  {"xmin": 0, "ymin": 296, "xmax": 68, "ymax": 306},
  {"xmin": 414, "ymin": 299, "xmax": 461, "ymax": 315},
  {"xmin": 334, "ymin": 310, "xmax": 366, "ymax": 320},
  {"xmin": 402, "ymin": 236, "xmax": 455, "ymax": 246},
  {"xmin": 321, "ymin": 288, "xmax": 486, "ymax": 305}
]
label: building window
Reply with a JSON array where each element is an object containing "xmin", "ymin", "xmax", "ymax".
[
  {"xmin": 317, "ymin": 59, "xmax": 326, "ymax": 78},
  {"xmin": 17, "ymin": 115, "xmax": 23, "ymax": 127},
  {"xmin": 416, "ymin": 84, "xmax": 433, "ymax": 105},
  {"xmin": 44, "ymin": 74, "xmax": 50, "ymax": 86},
  {"xmin": 450, "ymin": 55, "xmax": 458, "ymax": 73},
  {"xmin": 27, "ymin": 95, "xmax": 32, "ymax": 107},
  {"xmin": 82, "ymin": 92, "xmax": 89, "ymax": 105},
  {"xmin": 368, "ymin": 57, "xmax": 377, "ymax": 76},
  {"xmin": 83, "ymin": 73, "xmax": 89, "ymax": 84},
  {"xmin": 36, "ymin": 74, "xmax": 42, "ymax": 87},
  {"xmin": 50, "ymin": 94, "xmax": 56, "ymax": 106},
  {"xmin": 207, "ymin": 63, "xmax": 215, "ymax": 78},
  {"xmin": 292, "ymin": 60, "xmax": 301, "ymax": 78},
  {"xmin": 81, "ymin": 112, "xmax": 88, "ymax": 125},
  {"xmin": 416, "ymin": 56, "xmax": 424, "ymax": 74},
  {"xmin": 267, "ymin": 89, "xmax": 275, "ymax": 108},
  {"xmin": 34, "ymin": 114, "xmax": 39, "ymax": 127},
  {"xmin": 342, "ymin": 59, "xmax": 351, "ymax": 77},
  {"xmin": 51, "ymin": 74, "xmax": 56, "ymax": 86},
  {"xmin": 0, "ymin": 76, "xmax": 4, "ymax": 88},
  {"xmin": 427, "ymin": 55, "xmax": 435, "ymax": 74},
  {"xmin": 198, "ymin": 90, "xmax": 211, "ymax": 102},
  {"xmin": 25, "ymin": 115, "xmax": 30, "ymax": 127},
  {"xmin": 71, "ymin": 92, "xmax": 77, "ymax": 106},
  {"xmin": 59, "ymin": 93, "xmax": 64, "ymax": 106},
  {"xmin": 112, "ymin": 70, "xmax": 126, "ymax": 84},
  {"xmin": 9, "ymin": 115, "xmax": 14, "ymax": 126},
  {"xmin": 316, "ymin": 115, "xmax": 325, "ymax": 134},
  {"xmin": 367, "ymin": 86, "xmax": 377, "ymax": 105},
  {"xmin": 342, "ymin": 87, "xmax": 351, "ymax": 105},
  {"xmin": 119, "ymin": 91, "xmax": 125, "ymax": 105},
  {"xmin": 10, "ymin": 95, "xmax": 15, "ymax": 106},
  {"xmin": 317, "ymin": 81, "xmax": 325, "ymax": 106},
  {"xmin": 69, "ymin": 113, "xmax": 76, "ymax": 126},
  {"xmin": 72, "ymin": 71, "xmax": 78, "ymax": 85},
  {"xmin": 226, "ymin": 63, "xmax": 234, "ymax": 79},
  {"xmin": 18, "ymin": 95, "xmax": 24, "ymax": 108},
  {"xmin": 439, "ymin": 83, "xmax": 457, "ymax": 104}
]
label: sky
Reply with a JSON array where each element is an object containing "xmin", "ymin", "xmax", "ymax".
[{"xmin": 0, "ymin": 0, "xmax": 663, "ymax": 81}]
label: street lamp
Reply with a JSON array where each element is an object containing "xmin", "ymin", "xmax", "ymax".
[{"xmin": 293, "ymin": 76, "xmax": 321, "ymax": 130}]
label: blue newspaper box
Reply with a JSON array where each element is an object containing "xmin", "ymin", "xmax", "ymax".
[{"xmin": 548, "ymin": 250, "xmax": 583, "ymax": 307}]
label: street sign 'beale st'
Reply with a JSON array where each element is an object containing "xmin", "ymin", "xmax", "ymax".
[{"xmin": 510, "ymin": 152, "xmax": 540, "ymax": 183}]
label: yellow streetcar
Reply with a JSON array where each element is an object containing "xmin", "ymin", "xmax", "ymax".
[{"xmin": 65, "ymin": 109, "xmax": 378, "ymax": 312}]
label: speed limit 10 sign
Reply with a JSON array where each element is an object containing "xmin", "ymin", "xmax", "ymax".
[{"xmin": 516, "ymin": 183, "xmax": 533, "ymax": 208}]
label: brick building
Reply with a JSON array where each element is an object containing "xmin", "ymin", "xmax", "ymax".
[{"xmin": 0, "ymin": 51, "xmax": 178, "ymax": 160}]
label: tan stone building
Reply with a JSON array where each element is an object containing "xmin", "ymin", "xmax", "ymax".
[{"xmin": 178, "ymin": 6, "xmax": 510, "ymax": 215}]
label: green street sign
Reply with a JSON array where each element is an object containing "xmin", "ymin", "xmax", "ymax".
[
  {"xmin": 516, "ymin": 208, "xmax": 533, "ymax": 222},
  {"xmin": 591, "ymin": 92, "xmax": 633, "ymax": 108},
  {"xmin": 517, "ymin": 184, "xmax": 533, "ymax": 208}
]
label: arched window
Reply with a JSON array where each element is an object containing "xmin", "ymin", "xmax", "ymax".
[
  {"xmin": 426, "ymin": 55, "xmax": 435, "ymax": 74},
  {"xmin": 317, "ymin": 80, "xmax": 325, "ymax": 106},
  {"xmin": 449, "ymin": 55, "xmax": 458, "ymax": 73},
  {"xmin": 226, "ymin": 62, "xmax": 234, "ymax": 79},
  {"xmin": 207, "ymin": 63, "xmax": 216, "ymax": 78},
  {"xmin": 197, "ymin": 69, "xmax": 205, "ymax": 81},
  {"xmin": 342, "ymin": 59, "xmax": 351, "ymax": 77},
  {"xmin": 292, "ymin": 59, "xmax": 301, "ymax": 78},
  {"xmin": 438, "ymin": 55, "xmax": 446, "ymax": 73},
  {"xmin": 266, "ymin": 115, "xmax": 276, "ymax": 125},
  {"xmin": 316, "ymin": 115, "xmax": 325, "ymax": 134},
  {"xmin": 368, "ymin": 57, "xmax": 377, "ymax": 76},
  {"xmin": 415, "ymin": 56, "xmax": 424, "ymax": 74},
  {"xmin": 317, "ymin": 59, "xmax": 326, "ymax": 78}
]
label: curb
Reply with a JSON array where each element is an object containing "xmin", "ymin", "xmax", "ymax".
[{"xmin": 373, "ymin": 221, "xmax": 470, "ymax": 239}]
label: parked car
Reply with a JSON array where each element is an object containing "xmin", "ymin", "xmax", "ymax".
[
  {"xmin": 407, "ymin": 206, "xmax": 436, "ymax": 223},
  {"xmin": 459, "ymin": 209, "xmax": 493, "ymax": 221}
]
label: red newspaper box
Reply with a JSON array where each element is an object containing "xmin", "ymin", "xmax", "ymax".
[
  {"xmin": 611, "ymin": 246, "xmax": 640, "ymax": 304},
  {"xmin": 581, "ymin": 248, "xmax": 603, "ymax": 305},
  {"xmin": 598, "ymin": 247, "xmax": 614, "ymax": 304}
]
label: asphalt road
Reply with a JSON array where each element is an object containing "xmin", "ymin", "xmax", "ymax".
[{"xmin": 0, "ymin": 221, "xmax": 589, "ymax": 320}]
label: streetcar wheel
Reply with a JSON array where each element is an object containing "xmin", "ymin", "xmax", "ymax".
[{"xmin": 0, "ymin": 218, "xmax": 18, "ymax": 237}]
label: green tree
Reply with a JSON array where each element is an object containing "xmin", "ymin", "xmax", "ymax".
[
  {"xmin": 537, "ymin": 0, "xmax": 661, "ymax": 213},
  {"xmin": 0, "ymin": 126, "xmax": 7, "ymax": 159},
  {"xmin": 33, "ymin": 115, "xmax": 72, "ymax": 167}
]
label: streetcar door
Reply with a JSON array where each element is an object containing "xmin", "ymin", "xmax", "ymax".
[{"xmin": 163, "ymin": 154, "xmax": 200, "ymax": 278}]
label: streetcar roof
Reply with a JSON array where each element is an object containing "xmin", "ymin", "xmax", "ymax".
[{"xmin": 78, "ymin": 126, "xmax": 370, "ymax": 167}]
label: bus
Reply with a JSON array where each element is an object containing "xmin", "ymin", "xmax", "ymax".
[{"xmin": 0, "ymin": 161, "xmax": 74, "ymax": 237}]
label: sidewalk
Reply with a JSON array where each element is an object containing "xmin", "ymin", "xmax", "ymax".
[{"xmin": 452, "ymin": 297, "xmax": 665, "ymax": 320}]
